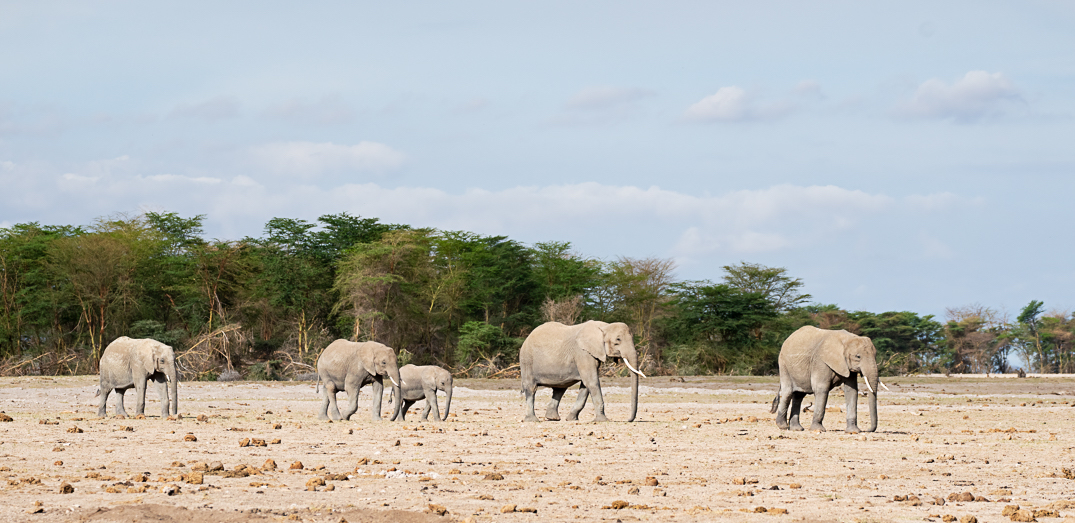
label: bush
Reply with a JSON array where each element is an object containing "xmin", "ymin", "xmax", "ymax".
[
  {"xmin": 456, "ymin": 321, "xmax": 522, "ymax": 366},
  {"xmin": 245, "ymin": 360, "xmax": 282, "ymax": 381}
]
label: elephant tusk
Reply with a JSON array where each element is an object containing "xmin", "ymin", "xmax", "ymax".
[
  {"xmin": 864, "ymin": 377, "xmax": 875, "ymax": 394},
  {"xmin": 880, "ymin": 380, "xmax": 890, "ymax": 391},
  {"xmin": 623, "ymin": 360, "xmax": 646, "ymax": 379},
  {"xmin": 389, "ymin": 376, "xmax": 400, "ymax": 388}
]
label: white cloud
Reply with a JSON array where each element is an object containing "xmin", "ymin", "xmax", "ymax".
[
  {"xmin": 61, "ymin": 172, "xmax": 100, "ymax": 183},
  {"xmin": 168, "ymin": 96, "xmax": 241, "ymax": 121},
  {"xmin": 564, "ymin": 86, "xmax": 655, "ymax": 110},
  {"xmin": 684, "ymin": 86, "xmax": 794, "ymax": 122},
  {"xmin": 145, "ymin": 174, "xmax": 223, "ymax": 184},
  {"xmin": 902, "ymin": 71, "xmax": 1022, "ymax": 122},
  {"xmin": 263, "ymin": 95, "xmax": 354, "ymax": 125},
  {"xmin": 248, "ymin": 141, "xmax": 405, "ymax": 177}
]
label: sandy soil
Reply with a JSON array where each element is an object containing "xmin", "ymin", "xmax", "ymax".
[{"xmin": 2, "ymin": 375, "xmax": 1075, "ymax": 522}]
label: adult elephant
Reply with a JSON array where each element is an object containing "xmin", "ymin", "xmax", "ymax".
[
  {"xmin": 316, "ymin": 340, "xmax": 403, "ymax": 421},
  {"xmin": 771, "ymin": 326, "xmax": 888, "ymax": 433},
  {"xmin": 389, "ymin": 364, "xmax": 453, "ymax": 422},
  {"xmin": 97, "ymin": 337, "xmax": 178, "ymax": 418},
  {"xmin": 520, "ymin": 321, "xmax": 644, "ymax": 423}
]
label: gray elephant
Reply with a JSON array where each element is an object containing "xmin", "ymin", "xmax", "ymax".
[
  {"xmin": 388, "ymin": 364, "xmax": 453, "ymax": 422},
  {"xmin": 771, "ymin": 326, "xmax": 888, "ymax": 433},
  {"xmin": 316, "ymin": 340, "xmax": 403, "ymax": 421},
  {"xmin": 520, "ymin": 321, "xmax": 644, "ymax": 423},
  {"xmin": 97, "ymin": 336, "xmax": 178, "ymax": 418}
]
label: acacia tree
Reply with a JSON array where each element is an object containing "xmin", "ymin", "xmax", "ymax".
[
  {"xmin": 598, "ymin": 257, "xmax": 677, "ymax": 363},
  {"xmin": 48, "ymin": 215, "xmax": 161, "ymax": 366},
  {"xmin": 721, "ymin": 262, "xmax": 811, "ymax": 313}
]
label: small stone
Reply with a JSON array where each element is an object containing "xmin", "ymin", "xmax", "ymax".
[
  {"xmin": 960, "ymin": 516, "xmax": 978, "ymax": 523},
  {"xmin": 274, "ymin": 423, "xmax": 282, "ymax": 429},
  {"xmin": 518, "ymin": 507, "xmax": 537, "ymax": 513},
  {"xmin": 134, "ymin": 414, "xmax": 145, "ymax": 420},
  {"xmin": 208, "ymin": 461, "xmax": 224, "ymax": 471},
  {"xmin": 191, "ymin": 462, "xmax": 208, "ymax": 472},
  {"xmin": 1033, "ymin": 509, "xmax": 1059, "ymax": 518},
  {"xmin": 627, "ymin": 486, "xmax": 640, "ymax": 495},
  {"xmin": 66, "ymin": 426, "xmax": 83, "ymax": 433},
  {"xmin": 426, "ymin": 504, "xmax": 448, "ymax": 516},
  {"xmin": 271, "ymin": 438, "xmax": 281, "ymax": 444},
  {"xmin": 161, "ymin": 484, "xmax": 180, "ymax": 496},
  {"xmin": 733, "ymin": 477, "xmax": 746, "ymax": 485},
  {"xmin": 239, "ymin": 438, "xmax": 251, "ymax": 447},
  {"xmin": 942, "ymin": 516, "xmax": 956, "ymax": 523},
  {"xmin": 1011, "ymin": 509, "xmax": 1037, "ymax": 522},
  {"xmin": 769, "ymin": 508, "xmax": 789, "ymax": 514},
  {"xmin": 262, "ymin": 459, "xmax": 277, "ymax": 471},
  {"xmin": 501, "ymin": 504, "xmax": 517, "ymax": 513},
  {"xmin": 305, "ymin": 477, "xmax": 325, "ymax": 491},
  {"xmin": 654, "ymin": 488, "xmax": 665, "ymax": 496},
  {"xmin": 184, "ymin": 434, "xmax": 197, "ymax": 442},
  {"xmin": 1003, "ymin": 506, "xmax": 1021, "ymax": 517},
  {"xmin": 894, "ymin": 495, "xmax": 907, "ymax": 502},
  {"xmin": 933, "ymin": 497, "xmax": 946, "ymax": 506},
  {"xmin": 54, "ymin": 461, "xmax": 62, "ymax": 466},
  {"xmin": 59, "ymin": 483, "xmax": 74, "ymax": 494},
  {"xmin": 644, "ymin": 476, "xmax": 659, "ymax": 486},
  {"xmin": 0, "ymin": 413, "xmax": 12, "ymax": 422},
  {"xmin": 197, "ymin": 414, "xmax": 209, "ymax": 422},
  {"xmin": 184, "ymin": 472, "xmax": 203, "ymax": 485},
  {"xmin": 324, "ymin": 484, "xmax": 335, "ymax": 492},
  {"xmin": 394, "ymin": 440, "xmax": 401, "ymax": 446},
  {"xmin": 957, "ymin": 492, "xmax": 975, "ymax": 502},
  {"xmin": 290, "ymin": 461, "xmax": 304, "ymax": 470},
  {"xmin": 789, "ymin": 483, "xmax": 802, "ymax": 489},
  {"xmin": 484, "ymin": 473, "xmax": 505, "ymax": 480},
  {"xmin": 611, "ymin": 500, "xmax": 629, "ymax": 509}
]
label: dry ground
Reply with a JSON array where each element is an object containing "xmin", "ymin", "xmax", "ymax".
[{"xmin": 2, "ymin": 375, "xmax": 1075, "ymax": 522}]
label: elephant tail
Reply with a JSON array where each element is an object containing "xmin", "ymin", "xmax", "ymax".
[
  {"xmin": 94, "ymin": 387, "xmax": 100, "ymax": 398},
  {"xmin": 769, "ymin": 393, "xmax": 779, "ymax": 414},
  {"xmin": 315, "ymin": 375, "xmax": 320, "ymax": 394}
]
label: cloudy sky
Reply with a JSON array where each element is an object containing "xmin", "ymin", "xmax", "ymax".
[{"xmin": 2, "ymin": 2, "xmax": 1074, "ymax": 318}]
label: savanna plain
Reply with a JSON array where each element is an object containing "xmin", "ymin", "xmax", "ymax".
[{"xmin": 2, "ymin": 376, "xmax": 1075, "ymax": 523}]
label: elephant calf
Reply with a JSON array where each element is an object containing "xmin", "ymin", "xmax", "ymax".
[
  {"xmin": 389, "ymin": 365, "xmax": 453, "ymax": 422},
  {"xmin": 97, "ymin": 336, "xmax": 178, "ymax": 418},
  {"xmin": 772, "ymin": 326, "xmax": 887, "ymax": 433}
]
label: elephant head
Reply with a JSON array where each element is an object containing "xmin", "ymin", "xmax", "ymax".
[
  {"xmin": 364, "ymin": 345, "xmax": 403, "ymax": 420},
  {"xmin": 576, "ymin": 321, "xmax": 644, "ymax": 422},
  {"xmin": 821, "ymin": 334, "xmax": 879, "ymax": 432},
  {"xmin": 150, "ymin": 342, "xmax": 178, "ymax": 416}
]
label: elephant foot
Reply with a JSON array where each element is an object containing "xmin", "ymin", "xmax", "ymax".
[
  {"xmin": 544, "ymin": 414, "xmax": 561, "ymax": 421},
  {"xmin": 592, "ymin": 414, "xmax": 609, "ymax": 423},
  {"xmin": 523, "ymin": 415, "xmax": 540, "ymax": 422},
  {"xmin": 790, "ymin": 423, "xmax": 805, "ymax": 431},
  {"xmin": 317, "ymin": 414, "xmax": 329, "ymax": 420},
  {"xmin": 565, "ymin": 413, "xmax": 579, "ymax": 421},
  {"xmin": 776, "ymin": 420, "xmax": 790, "ymax": 430},
  {"xmin": 810, "ymin": 424, "xmax": 827, "ymax": 432},
  {"xmin": 844, "ymin": 425, "xmax": 861, "ymax": 434}
]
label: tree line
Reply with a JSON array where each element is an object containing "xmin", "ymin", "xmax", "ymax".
[{"xmin": 0, "ymin": 211, "xmax": 1068, "ymax": 378}]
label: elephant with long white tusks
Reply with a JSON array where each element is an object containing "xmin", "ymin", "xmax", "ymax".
[
  {"xmin": 97, "ymin": 336, "xmax": 179, "ymax": 418},
  {"xmin": 771, "ymin": 326, "xmax": 882, "ymax": 433},
  {"xmin": 520, "ymin": 321, "xmax": 644, "ymax": 423},
  {"xmin": 389, "ymin": 364, "xmax": 453, "ymax": 422},
  {"xmin": 316, "ymin": 339, "xmax": 403, "ymax": 421}
]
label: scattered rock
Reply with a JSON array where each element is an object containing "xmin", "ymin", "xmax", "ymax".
[
  {"xmin": 501, "ymin": 504, "xmax": 517, "ymax": 514},
  {"xmin": 1033, "ymin": 509, "xmax": 1059, "ymax": 518},
  {"xmin": 769, "ymin": 508, "xmax": 789, "ymax": 515},
  {"xmin": 197, "ymin": 414, "xmax": 209, "ymax": 422},
  {"xmin": 271, "ymin": 438, "xmax": 281, "ymax": 444},
  {"xmin": 184, "ymin": 434, "xmax": 197, "ymax": 442},
  {"xmin": 610, "ymin": 500, "xmax": 629, "ymax": 509},
  {"xmin": 754, "ymin": 507, "xmax": 768, "ymax": 513},
  {"xmin": 59, "ymin": 483, "xmax": 74, "ymax": 494},
  {"xmin": 644, "ymin": 477, "xmax": 659, "ymax": 486},
  {"xmin": 425, "ymin": 504, "xmax": 448, "ymax": 516},
  {"xmin": 0, "ymin": 413, "xmax": 14, "ymax": 422},
  {"xmin": 191, "ymin": 462, "xmax": 208, "ymax": 472},
  {"xmin": 1010, "ymin": 509, "xmax": 1037, "ymax": 522},
  {"xmin": 961, "ymin": 516, "xmax": 978, "ymax": 523},
  {"xmin": 208, "ymin": 461, "xmax": 224, "ymax": 472},
  {"xmin": 66, "ymin": 426, "xmax": 83, "ymax": 433},
  {"xmin": 627, "ymin": 486, "xmax": 640, "ymax": 495},
  {"xmin": 789, "ymin": 483, "xmax": 802, "ymax": 489},
  {"xmin": 262, "ymin": 459, "xmax": 277, "ymax": 471},
  {"xmin": 484, "ymin": 473, "xmax": 504, "ymax": 480},
  {"xmin": 305, "ymin": 477, "xmax": 325, "ymax": 491},
  {"xmin": 324, "ymin": 484, "xmax": 335, "ymax": 492},
  {"xmin": 54, "ymin": 461, "xmax": 62, "ymax": 466},
  {"xmin": 184, "ymin": 472, "xmax": 203, "ymax": 485},
  {"xmin": 290, "ymin": 461, "xmax": 304, "ymax": 470},
  {"xmin": 1004, "ymin": 506, "xmax": 1022, "ymax": 517},
  {"xmin": 161, "ymin": 484, "xmax": 180, "ymax": 496}
]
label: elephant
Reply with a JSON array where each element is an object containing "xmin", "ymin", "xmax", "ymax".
[
  {"xmin": 520, "ymin": 321, "xmax": 644, "ymax": 423},
  {"xmin": 316, "ymin": 339, "xmax": 403, "ymax": 421},
  {"xmin": 388, "ymin": 365, "xmax": 453, "ymax": 422},
  {"xmin": 97, "ymin": 336, "xmax": 178, "ymax": 418},
  {"xmin": 771, "ymin": 326, "xmax": 888, "ymax": 433}
]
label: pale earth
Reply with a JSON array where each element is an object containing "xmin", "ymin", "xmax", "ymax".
[{"xmin": 1, "ymin": 375, "xmax": 1074, "ymax": 522}]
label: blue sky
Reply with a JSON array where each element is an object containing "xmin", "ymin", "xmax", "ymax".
[{"xmin": 2, "ymin": 1, "xmax": 1074, "ymax": 319}]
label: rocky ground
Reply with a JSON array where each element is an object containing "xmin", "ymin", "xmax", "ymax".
[{"xmin": 2, "ymin": 375, "xmax": 1075, "ymax": 522}]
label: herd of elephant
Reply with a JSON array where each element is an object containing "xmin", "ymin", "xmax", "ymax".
[{"xmin": 97, "ymin": 322, "xmax": 884, "ymax": 433}]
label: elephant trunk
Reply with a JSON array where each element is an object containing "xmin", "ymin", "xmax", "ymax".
[
  {"xmin": 861, "ymin": 360, "xmax": 880, "ymax": 432},
  {"xmin": 625, "ymin": 350, "xmax": 640, "ymax": 422},
  {"xmin": 388, "ymin": 365, "xmax": 403, "ymax": 421},
  {"xmin": 442, "ymin": 379, "xmax": 453, "ymax": 422},
  {"xmin": 166, "ymin": 364, "xmax": 179, "ymax": 416}
]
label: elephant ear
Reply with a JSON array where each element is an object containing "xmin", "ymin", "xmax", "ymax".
[
  {"xmin": 151, "ymin": 343, "xmax": 164, "ymax": 372},
  {"xmin": 819, "ymin": 334, "xmax": 851, "ymax": 378},
  {"xmin": 573, "ymin": 322, "xmax": 607, "ymax": 363}
]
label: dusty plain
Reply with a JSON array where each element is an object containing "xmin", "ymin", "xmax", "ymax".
[{"xmin": 2, "ymin": 375, "xmax": 1075, "ymax": 522}]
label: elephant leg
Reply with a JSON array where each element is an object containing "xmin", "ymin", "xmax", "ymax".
[
  {"xmin": 789, "ymin": 392, "xmax": 806, "ymax": 431},
  {"xmin": 133, "ymin": 378, "xmax": 147, "ymax": 416},
  {"xmin": 368, "ymin": 378, "xmax": 384, "ymax": 421},
  {"xmin": 424, "ymin": 388, "xmax": 441, "ymax": 421},
  {"xmin": 545, "ymin": 387, "xmax": 567, "ymax": 421},
  {"xmin": 775, "ymin": 387, "xmax": 794, "ymax": 430},
  {"xmin": 115, "ymin": 389, "xmax": 129, "ymax": 417},
  {"xmin": 98, "ymin": 387, "xmax": 111, "ymax": 418},
  {"xmin": 842, "ymin": 381, "xmax": 861, "ymax": 434},
  {"xmin": 579, "ymin": 371, "xmax": 607, "ymax": 423},
  {"xmin": 566, "ymin": 385, "xmax": 589, "ymax": 421},
  {"xmin": 399, "ymin": 400, "xmax": 415, "ymax": 421},
  {"xmin": 155, "ymin": 377, "xmax": 169, "ymax": 418},
  {"xmin": 522, "ymin": 382, "xmax": 540, "ymax": 422},
  {"xmin": 420, "ymin": 399, "xmax": 431, "ymax": 420},
  {"xmin": 810, "ymin": 388, "xmax": 830, "ymax": 432}
]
